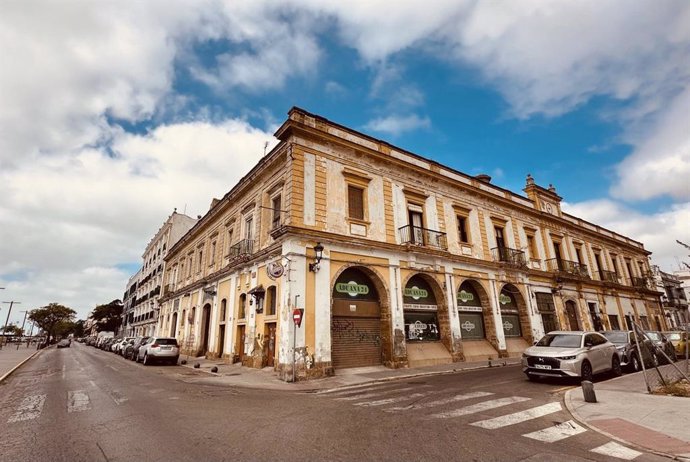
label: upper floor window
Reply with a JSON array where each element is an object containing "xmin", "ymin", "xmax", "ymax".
[
  {"xmin": 197, "ymin": 250, "xmax": 203, "ymax": 273},
  {"xmin": 266, "ymin": 286, "xmax": 277, "ymax": 316},
  {"xmin": 553, "ymin": 241, "xmax": 563, "ymax": 261},
  {"xmin": 271, "ymin": 195, "xmax": 282, "ymax": 229},
  {"xmin": 574, "ymin": 245, "xmax": 584, "ymax": 264},
  {"xmin": 187, "ymin": 257, "xmax": 193, "ymax": 277},
  {"xmin": 610, "ymin": 253, "xmax": 620, "ymax": 276},
  {"xmin": 526, "ymin": 232, "xmax": 539, "ymax": 260},
  {"xmin": 220, "ymin": 299, "xmax": 227, "ymax": 321},
  {"xmin": 238, "ymin": 294, "xmax": 247, "ymax": 319},
  {"xmin": 348, "ymin": 185, "xmax": 365, "ymax": 220},
  {"xmin": 210, "ymin": 241, "xmax": 216, "ymax": 266},
  {"xmin": 494, "ymin": 225, "xmax": 505, "ymax": 248},
  {"xmin": 457, "ymin": 215, "xmax": 469, "ymax": 243},
  {"xmin": 244, "ymin": 216, "xmax": 254, "ymax": 241}
]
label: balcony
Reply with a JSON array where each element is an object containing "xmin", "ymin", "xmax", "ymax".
[
  {"xmin": 631, "ymin": 276, "xmax": 652, "ymax": 290},
  {"xmin": 546, "ymin": 258, "xmax": 590, "ymax": 279},
  {"xmin": 163, "ymin": 283, "xmax": 175, "ymax": 295},
  {"xmin": 398, "ymin": 225, "xmax": 448, "ymax": 251},
  {"xmin": 229, "ymin": 239, "xmax": 255, "ymax": 260},
  {"xmin": 491, "ymin": 247, "xmax": 527, "ymax": 268},
  {"xmin": 597, "ymin": 270, "xmax": 619, "ymax": 284}
]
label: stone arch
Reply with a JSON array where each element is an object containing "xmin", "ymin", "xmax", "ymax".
[
  {"xmin": 401, "ymin": 272, "xmax": 453, "ymax": 358},
  {"xmin": 498, "ymin": 283, "xmax": 533, "ymax": 345},
  {"xmin": 457, "ymin": 278, "xmax": 499, "ymax": 353},
  {"xmin": 330, "ymin": 264, "xmax": 394, "ymax": 367}
]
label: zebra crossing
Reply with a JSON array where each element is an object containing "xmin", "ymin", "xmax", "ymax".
[{"xmin": 318, "ymin": 384, "xmax": 644, "ymax": 460}]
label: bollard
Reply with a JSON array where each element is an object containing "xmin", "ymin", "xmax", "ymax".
[
  {"xmin": 582, "ymin": 380, "xmax": 597, "ymax": 403},
  {"xmin": 180, "ymin": 359, "xmax": 187, "ymax": 365},
  {"xmin": 193, "ymin": 362, "xmax": 200, "ymax": 369},
  {"xmin": 211, "ymin": 366, "xmax": 218, "ymax": 373}
]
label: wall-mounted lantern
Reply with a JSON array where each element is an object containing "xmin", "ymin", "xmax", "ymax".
[{"xmin": 308, "ymin": 242, "xmax": 324, "ymax": 273}]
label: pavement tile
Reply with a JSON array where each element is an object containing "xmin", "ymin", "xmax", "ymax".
[{"xmin": 591, "ymin": 418, "xmax": 690, "ymax": 455}]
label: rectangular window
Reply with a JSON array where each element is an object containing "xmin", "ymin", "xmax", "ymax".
[
  {"xmin": 187, "ymin": 257, "xmax": 192, "ymax": 277},
  {"xmin": 457, "ymin": 215, "xmax": 469, "ymax": 243},
  {"xmin": 271, "ymin": 195, "xmax": 282, "ymax": 228},
  {"xmin": 625, "ymin": 258, "xmax": 634, "ymax": 281},
  {"xmin": 198, "ymin": 250, "xmax": 203, "ymax": 273},
  {"xmin": 226, "ymin": 229, "xmax": 234, "ymax": 254},
  {"xmin": 608, "ymin": 314, "xmax": 620, "ymax": 330},
  {"xmin": 210, "ymin": 241, "xmax": 216, "ymax": 266},
  {"xmin": 348, "ymin": 185, "xmax": 364, "ymax": 220},
  {"xmin": 244, "ymin": 216, "xmax": 254, "ymax": 241},
  {"xmin": 610, "ymin": 253, "xmax": 620, "ymax": 276},
  {"xmin": 494, "ymin": 226, "xmax": 505, "ymax": 248},
  {"xmin": 575, "ymin": 246, "xmax": 583, "ymax": 264},
  {"xmin": 526, "ymin": 233, "xmax": 538, "ymax": 260}
]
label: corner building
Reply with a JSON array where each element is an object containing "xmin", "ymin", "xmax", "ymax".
[{"xmin": 159, "ymin": 107, "xmax": 665, "ymax": 382}]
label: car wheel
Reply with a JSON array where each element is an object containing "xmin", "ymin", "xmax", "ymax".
[
  {"xmin": 611, "ymin": 355, "xmax": 622, "ymax": 377},
  {"xmin": 135, "ymin": 353, "xmax": 140, "ymax": 363},
  {"xmin": 526, "ymin": 373, "xmax": 538, "ymax": 382},
  {"xmin": 631, "ymin": 354, "xmax": 641, "ymax": 372},
  {"xmin": 580, "ymin": 361, "xmax": 593, "ymax": 382}
]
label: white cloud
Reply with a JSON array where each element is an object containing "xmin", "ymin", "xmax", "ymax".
[
  {"xmin": 0, "ymin": 119, "xmax": 275, "ymax": 321},
  {"xmin": 563, "ymin": 200, "xmax": 690, "ymax": 272},
  {"xmin": 365, "ymin": 114, "xmax": 431, "ymax": 136}
]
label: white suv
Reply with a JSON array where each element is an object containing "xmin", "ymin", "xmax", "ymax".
[{"xmin": 136, "ymin": 337, "xmax": 179, "ymax": 365}]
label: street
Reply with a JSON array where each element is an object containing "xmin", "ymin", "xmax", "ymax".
[{"xmin": 0, "ymin": 343, "xmax": 667, "ymax": 462}]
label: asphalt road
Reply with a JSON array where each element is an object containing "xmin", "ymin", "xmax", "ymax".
[{"xmin": 0, "ymin": 343, "xmax": 667, "ymax": 462}]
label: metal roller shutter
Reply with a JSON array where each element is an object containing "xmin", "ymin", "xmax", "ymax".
[{"xmin": 331, "ymin": 316, "xmax": 382, "ymax": 369}]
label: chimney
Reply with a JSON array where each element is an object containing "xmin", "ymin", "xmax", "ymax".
[{"xmin": 475, "ymin": 174, "xmax": 492, "ymax": 184}]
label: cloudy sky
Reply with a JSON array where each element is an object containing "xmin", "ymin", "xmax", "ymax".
[{"xmin": 1, "ymin": 0, "xmax": 689, "ymax": 325}]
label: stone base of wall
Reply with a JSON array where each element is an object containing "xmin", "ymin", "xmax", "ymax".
[{"xmin": 276, "ymin": 361, "xmax": 335, "ymax": 382}]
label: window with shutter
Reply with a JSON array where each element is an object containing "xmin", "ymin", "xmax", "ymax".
[{"xmin": 348, "ymin": 185, "xmax": 364, "ymax": 220}]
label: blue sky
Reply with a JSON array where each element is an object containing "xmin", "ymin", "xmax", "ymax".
[{"xmin": 0, "ymin": 1, "xmax": 688, "ymax": 324}]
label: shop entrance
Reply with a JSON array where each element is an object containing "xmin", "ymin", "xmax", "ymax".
[
  {"xmin": 331, "ymin": 268, "xmax": 382, "ymax": 369},
  {"xmin": 264, "ymin": 323, "xmax": 276, "ymax": 367}
]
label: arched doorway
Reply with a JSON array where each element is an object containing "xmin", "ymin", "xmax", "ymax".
[
  {"xmin": 200, "ymin": 303, "xmax": 211, "ymax": 355},
  {"xmin": 499, "ymin": 284, "xmax": 532, "ymax": 356},
  {"xmin": 331, "ymin": 267, "xmax": 382, "ymax": 369},
  {"xmin": 403, "ymin": 274, "xmax": 453, "ymax": 366},
  {"xmin": 565, "ymin": 300, "xmax": 581, "ymax": 330},
  {"xmin": 170, "ymin": 312, "xmax": 178, "ymax": 338},
  {"xmin": 457, "ymin": 280, "xmax": 499, "ymax": 361}
]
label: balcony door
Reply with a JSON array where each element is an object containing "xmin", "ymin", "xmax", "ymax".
[
  {"xmin": 494, "ymin": 226, "xmax": 506, "ymax": 260},
  {"xmin": 553, "ymin": 242, "xmax": 563, "ymax": 270},
  {"xmin": 408, "ymin": 206, "xmax": 424, "ymax": 245}
]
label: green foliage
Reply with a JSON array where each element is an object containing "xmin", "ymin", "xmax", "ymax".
[
  {"xmin": 28, "ymin": 303, "xmax": 76, "ymax": 342},
  {"xmin": 90, "ymin": 299, "xmax": 123, "ymax": 332},
  {"xmin": 1, "ymin": 325, "xmax": 24, "ymax": 336}
]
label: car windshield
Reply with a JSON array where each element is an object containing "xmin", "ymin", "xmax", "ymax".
[
  {"xmin": 646, "ymin": 332, "xmax": 661, "ymax": 341},
  {"xmin": 665, "ymin": 333, "xmax": 681, "ymax": 341},
  {"xmin": 155, "ymin": 338, "xmax": 178, "ymax": 346},
  {"xmin": 602, "ymin": 332, "xmax": 628, "ymax": 344},
  {"xmin": 536, "ymin": 334, "xmax": 581, "ymax": 348}
]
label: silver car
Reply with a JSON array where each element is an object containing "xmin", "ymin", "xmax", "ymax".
[
  {"xmin": 136, "ymin": 337, "xmax": 180, "ymax": 365},
  {"xmin": 522, "ymin": 331, "xmax": 621, "ymax": 381}
]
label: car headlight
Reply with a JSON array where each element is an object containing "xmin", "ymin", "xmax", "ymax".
[{"xmin": 558, "ymin": 355, "xmax": 577, "ymax": 360}]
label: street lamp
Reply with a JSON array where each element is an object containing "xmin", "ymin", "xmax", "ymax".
[{"xmin": 308, "ymin": 243, "xmax": 324, "ymax": 272}]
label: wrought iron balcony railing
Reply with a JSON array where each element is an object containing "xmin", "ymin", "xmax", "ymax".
[
  {"xmin": 398, "ymin": 225, "xmax": 448, "ymax": 251},
  {"xmin": 597, "ymin": 270, "xmax": 619, "ymax": 284},
  {"xmin": 546, "ymin": 258, "xmax": 590, "ymax": 278},
  {"xmin": 631, "ymin": 276, "xmax": 652, "ymax": 289},
  {"xmin": 491, "ymin": 247, "xmax": 527, "ymax": 268},
  {"xmin": 229, "ymin": 239, "xmax": 255, "ymax": 259}
]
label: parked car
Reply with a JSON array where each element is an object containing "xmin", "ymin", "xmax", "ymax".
[
  {"xmin": 128, "ymin": 336, "xmax": 150, "ymax": 361},
  {"xmin": 522, "ymin": 331, "xmax": 621, "ymax": 381},
  {"xmin": 119, "ymin": 338, "xmax": 136, "ymax": 357},
  {"xmin": 662, "ymin": 331, "xmax": 689, "ymax": 359},
  {"xmin": 645, "ymin": 331, "xmax": 677, "ymax": 363},
  {"xmin": 57, "ymin": 339, "xmax": 71, "ymax": 348},
  {"xmin": 601, "ymin": 330, "xmax": 656, "ymax": 372},
  {"xmin": 136, "ymin": 337, "xmax": 179, "ymax": 365}
]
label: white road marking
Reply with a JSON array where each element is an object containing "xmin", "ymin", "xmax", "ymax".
[
  {"xmin": 107, "ymin": 365, "xmax": 119, "ymax": 372},
  {"xmin": 67, "ymin": 390, "xmax": 91, "ymax": 413},
  {"xmin": 321, "ymin": 383, "xmax": 402, "ymax": 396},
  {"xmin": 387, "ymin": 391, "xmax": 494, "ymax": 411},
  {"xmin": 431, "ymin": 396, "xmax": 531, "ymax": 419},
  {"xmin": 89, "ymin": 380, "xmax": 97, "ymax": 388},
  {"xmin": 7, "ymin": 394, "xmax": 47, "ymax": 422},
  {"xmin": 523, "ymin": 420, "xmax": 587, "ymax": 442},
  {"xmin": 471, "ymin": 402, "xmax": 562, "ymax": 429},
  {"xmin": 334, "ymin": 386, "xmax": 421, "ymax": 401},
  {"xmin": 590, "ymin": 442, "xmax": 642, "ymax": 460},
  {"xmin": 354, "ymin": 391, "xmax": 436, "ymax": 407},
  {"xmin": 62, "ymin": 365, "xmax": 66, "ymax": 379}
]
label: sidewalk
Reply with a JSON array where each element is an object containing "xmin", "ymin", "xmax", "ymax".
[
  {"xmin": 0, "ymin": 343, "xmax": 40, "ymax": 382},
  {"xmin": 565, "ymin": 366, "xmax": 690, "ymax": 461},
  {"xmin": 178, "ymin": 355, "xmax": 522, "ymax": 392}
]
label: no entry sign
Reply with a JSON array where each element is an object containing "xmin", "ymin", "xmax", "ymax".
[{"xmin": 293, "ymin": 308, "xmax": 304, "ymax": 327}]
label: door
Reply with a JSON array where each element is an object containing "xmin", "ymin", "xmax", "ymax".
[
  {"xmin": 408, "ymin": 210, "xmax": 424, "ymax": 244},
  {"xmin": 170, "ymin": 312, "xmax": 178, "ymax": 337},
  {"xmin": 265, "ymin": 323, "xmax": 276, "ymax": 367},
  {"xmin": 553, "ymin": 242, "xmax": 563, "ymax": 269},
  {"xmin": 218, "ymin": 324, "xmax": 225, "ymax": 357},
  {"xmin": 237, "ymin": 325, "xmax": 246, "ymax": 362},
  {"xmin": 201, "ymin": 305, "xmax": 211, "ymax": 354},
  {"xmin": 494, "ymin": 226, "xmax": 506, "ymax": 260},
  {"xmin": 565, "ymin": 301, "xmax": 580, "ymax": 331}
]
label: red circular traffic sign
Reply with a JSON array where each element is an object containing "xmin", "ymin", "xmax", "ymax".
[{"xmin": 293, "ymin": 308, "xmax": 303, "ymax": 326}]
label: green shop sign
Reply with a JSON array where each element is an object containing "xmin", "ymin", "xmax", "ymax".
[
  {"xmin": 457, "ymin": 290, "xmax": 474, "ymax": 303},
  {"xmin": 336, "ymin": 281, "xmax": 370, "ymax": 296},
  {"xmin": 499, "ymin": 294, "xmax": 512, "ymax": 305},
  {"xmin": 404, "ymin": 286, "xmax": 428, "ymax": 299}
]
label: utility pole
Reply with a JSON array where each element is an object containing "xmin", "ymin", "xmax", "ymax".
[
  {"xmin": 16, "ymin": 311, "xmax": 28, "ymax": 350},
  {"xmin": 1, "ymin": 301, "xmax": 21, "ymax": 349}
]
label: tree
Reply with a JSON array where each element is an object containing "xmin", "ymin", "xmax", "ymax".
[
  {"xmin": 29, "ymin": 303, "xmax": 76, "ymax": 343},
  {"xmin": 1, "ymin": 325, "xmax": 23, "ymax": 336},
  {"xmin": 90, "ymin": 300, "xmax": 123, "ymax": 332}
]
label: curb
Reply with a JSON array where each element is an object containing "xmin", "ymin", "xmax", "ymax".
[
  {"xmin": 0, "ymin": 349, "xmax": 42, "ymax": 384},
  {"xmin": 563, "ymin": 388, "xmax": 689, "ymax": 461}
]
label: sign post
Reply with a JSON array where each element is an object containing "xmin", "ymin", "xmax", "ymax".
[{"xmin": 292, "ymin": 297, "xmax": 301, "ymax": 383}]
